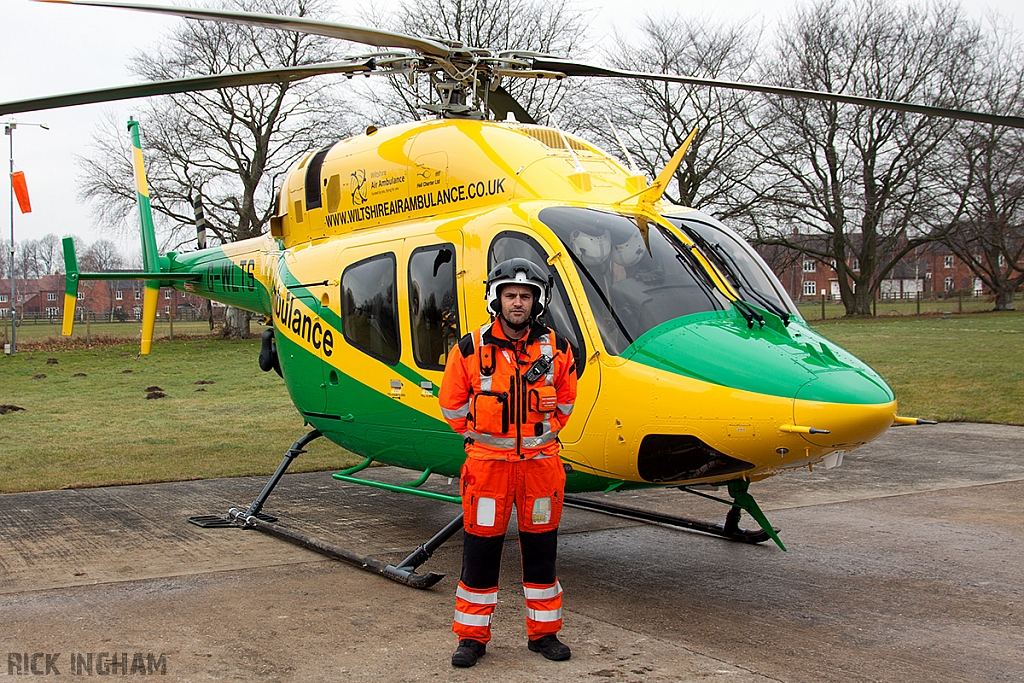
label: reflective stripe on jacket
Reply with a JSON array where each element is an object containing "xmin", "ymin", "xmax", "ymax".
[{"xmin": 439, "ymin": 320, "xmax": 577, "ymax": 460}]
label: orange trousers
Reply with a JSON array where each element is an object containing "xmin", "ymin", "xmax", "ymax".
[{"xmin": 452, "ymin": 455, "xmax": 566, "ymax": 643}]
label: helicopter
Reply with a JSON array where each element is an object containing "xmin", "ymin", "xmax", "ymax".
[{"xmin": 7, "ymin": 0, "xmax": 1016, "ymax": 589}]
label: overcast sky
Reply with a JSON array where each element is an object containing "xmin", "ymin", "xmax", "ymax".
[{"xmin": 2, "ymin": 0, "xmax": 1022, "ymax": 262}]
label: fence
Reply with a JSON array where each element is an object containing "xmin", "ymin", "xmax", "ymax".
[
  {"xmin": 798, "ymin": 290, "xmax": 1022, "ymax": 320},
  {"xmin": 9, "ymin": 307, "xmax": 225, "ymax": 325}
]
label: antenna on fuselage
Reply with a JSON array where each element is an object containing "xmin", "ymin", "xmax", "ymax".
[{"xmin": 603, "ymin": 113, "xmax": 639, "ymax": 175}]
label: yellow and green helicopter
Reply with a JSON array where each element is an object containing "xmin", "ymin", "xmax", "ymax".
[{"xmin": 6, "ymin": 0, "xmax": 1020, "ymax": 588}]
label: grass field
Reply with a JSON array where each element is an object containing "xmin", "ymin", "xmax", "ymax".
[
  {"xmin": 1, "ymin": 309, "xmax": 1021, "ymax": 494},
  {"xmin": 809, "ymin": 310, "xmax": 1024, "ymax": 425},
  {"xmin": 0, "ymin": 336, "xmax": 360, "ymax": 494}
]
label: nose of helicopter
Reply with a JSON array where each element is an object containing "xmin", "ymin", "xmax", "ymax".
[
  {"xmin": 791, "ymin": 371, "xmax": 896, "ymax": 448},
  {"xmin": 626, "ymin": 314, "xmax": 895, "ymax": 442}
]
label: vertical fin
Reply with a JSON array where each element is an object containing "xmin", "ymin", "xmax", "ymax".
[
  {"xmin": 128, "ymin": 118, "xmax": 160, "ymax": 273},
  {"xmin": 128, "ymin": 118, "xmax": 163, "ymax": 355}
]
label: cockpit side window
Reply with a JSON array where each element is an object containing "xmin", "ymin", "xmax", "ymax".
[
  {"xmin": 488, "ymin": 231, "xmax": 586, "ymax": 377},
  {"xmin": 665, "ymin": 214, "xmax": 801, "ymax": 319},
  {"xmin": 539, "ymin": 207, "xmax": 730, "ymax": 356}
]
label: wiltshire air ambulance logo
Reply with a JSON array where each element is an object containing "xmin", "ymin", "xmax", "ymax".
[{"xmin": 350, "ymin": 169, "xmax": 367, "ymax": 206}]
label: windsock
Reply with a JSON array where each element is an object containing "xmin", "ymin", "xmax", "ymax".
[{"xmin": 12, "ymin": 171, "xmax": 31, "ymax": 213}]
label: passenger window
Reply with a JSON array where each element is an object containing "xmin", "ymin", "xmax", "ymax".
[
  {"xmin": 409, "ymin": 244, "xmax": 460, "ymax": 370},
  {"xmin": 488, "ymin": 231, "xmax": 586, "ymax": 377},
  {"xmin": 342, "ymin": 253, "xmax": 400, "ymax": 365}
]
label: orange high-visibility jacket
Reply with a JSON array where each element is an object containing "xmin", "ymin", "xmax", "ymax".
[{"xmin": 439, "ymin": 320, "xmax": 577, "ymax": 460}]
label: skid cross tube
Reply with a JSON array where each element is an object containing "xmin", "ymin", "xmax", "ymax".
[
  {"xmin": 243, "ymin": 429, "xmax": 323, "ymax": 518},
  {"xmin": 188, "ymin": 429, "xmax": 463, "ymax": 588},
  {"xmin": 565, "ymin": 479, "xmax": 785, "ymax": 550},
  {"xmin": 384, "ymin": 512, "xmax": 465, "ymax": 583},
  {"xmin": 563, "ymin": 495, "xmax": 770, "ymax": 544},
  {"xmin": 678, "ymin": 479, "xmax": 786, "ymax": 551},
  {"xmin": 187, "ymin": 429, "xmax": 323, "ymax": 528}
]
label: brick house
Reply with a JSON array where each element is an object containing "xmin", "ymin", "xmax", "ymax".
[
  {"xmin": 0, "ymin": 274, "xmax": 218, "ymax": 321},
  {"xmin": 758, "ymin": 235, "xmax": 993, "ymax": 303}
]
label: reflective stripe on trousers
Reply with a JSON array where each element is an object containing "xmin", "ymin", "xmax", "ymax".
[
  {"xmin": 453, "ymin": 581, "xmax": 499, "ymax": 643},
  {"xmin": 523, "ymin": 579, "xmax": 563, "ymax": 639}
]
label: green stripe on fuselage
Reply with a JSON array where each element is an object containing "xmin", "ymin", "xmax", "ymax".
[
  {"xmin": 272, "ymin": 259, "xmax": 456, "ymax": 473},
  {"xmin": 625, "ymin": 309, "xmax": 894, "ymax": 405},
  {"xmin": 274, "ymin": 259, "xmax": 441, "ymax": 396}
]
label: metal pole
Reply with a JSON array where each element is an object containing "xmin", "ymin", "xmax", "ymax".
[
  {"xmin": 7, "ymin": 123, "xmax": 15, "ymax": 354},
  {"xmin": 5, "ymin": 120, "xmax": 47, "ymax": 355}
]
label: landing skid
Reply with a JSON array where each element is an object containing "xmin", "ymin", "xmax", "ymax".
[
  {"xmin": 564, "ymin": 496, "xmax": 772, "ymax": 544},
  {"xmin": 227, "ymin": 506, "xmax": 461, "ymax": 589},
  {"xmin": 187, "ymin": 429, "xmax": 463, "ymax": 589}
]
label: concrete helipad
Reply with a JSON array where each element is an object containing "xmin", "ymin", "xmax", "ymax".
[{"xmin": 1, "ymin": 422, "xmax": 1022, "ymax": 682}]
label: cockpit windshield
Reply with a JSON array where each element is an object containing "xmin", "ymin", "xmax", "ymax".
[
  {"xmin": 539, "ymin": 207, "xmax": 730, "ymax": 355},
  {"xmin": 664, "ymin": 213, "xmax": 801, "ymax": 320}
]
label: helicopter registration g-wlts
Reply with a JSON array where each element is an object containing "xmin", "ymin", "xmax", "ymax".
[{"xmin": 7, "ymin": 0, "xmax": 1019, "ymax": 588}]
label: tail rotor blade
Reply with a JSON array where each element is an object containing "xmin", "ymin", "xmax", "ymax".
[{"xmin": 61, "ymin": 237, "xmax": 80, "ymax": 336}]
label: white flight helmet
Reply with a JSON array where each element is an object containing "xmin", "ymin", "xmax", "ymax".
[
  {"xmin": 612, "ymin": 230, "xmax": 646, "ymax": 268},
  {"xmin": 486, "ymin": 258, "xmax": 551, "ymax": 318},
  {"xmin": 569, "ymin": 228, "xmax": 612, "ymax": 267}
]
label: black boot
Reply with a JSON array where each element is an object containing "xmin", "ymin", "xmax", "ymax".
[
  {"xmin": 451, "ymin": 639, "xmax": 487, "ymax": 667},
  {"xmin": 527, "ymin": 634, "xmax": 571, "ymax": 661}
]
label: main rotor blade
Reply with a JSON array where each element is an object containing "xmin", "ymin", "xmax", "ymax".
[
  {"xmin": 532, "ymin": 58, "xmax": 1024, "ymax": 130},
  {"xmin": 485, "ymin": 86, "xmax": 537, "ymax": 125},
  {"xmin": 34, "ymin": 0, "xmax": 452, "ymax": 58},
  {"xmin": 0, "ymin": 60, "xmax": 374, "ymax": 116}
]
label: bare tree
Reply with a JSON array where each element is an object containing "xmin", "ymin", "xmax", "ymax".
[
  {"xmin": 77, "ymin": 0, "xmax": 360, "ymax": 337},
  {"xmin": 749, "ymin": 0, "xmax": 979, "ymax": 316},
  {"xmin": 10, "ymin": 235, "xmax": 59, "ymax": 279},
  {"xmin": 80, "ymin": 239, "xmax": 126, "ymax": 321},
  {"xmin": 932, "ymin": 19, "xmax": 1024, "ymax": 310},
  {"xmin": 581, "ymin": 14, "xmax": 765, "ymax": 221},
  {"xmin": 366, "ymin": 0, "xmax": 590, "ymax": 124},
  {"xmin": 34, "ymin": 234, "xmax": 64, "ymax": 275},
  {"xmin": 16, "ymin": 239, "xmax": 42, "ymax": 280}
]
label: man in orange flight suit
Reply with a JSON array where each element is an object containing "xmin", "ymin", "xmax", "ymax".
[{"xmin": 439, "ymin": 258, "xmax": 577, "ymax": 668}]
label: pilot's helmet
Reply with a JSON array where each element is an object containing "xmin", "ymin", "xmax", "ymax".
[
  {"xmin": 569, "ymin": 226, "xmax": 612, "ymax": 267},
  {"xmin": 486, "ymin": 258, "xmax": 551, "ymax": 317},
  {"xmin": 612, "ymin": 229, "xmax": 646, "ymax": 268}
]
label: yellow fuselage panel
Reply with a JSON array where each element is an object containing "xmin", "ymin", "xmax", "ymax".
[{"xmin": 277, "ymin": 120, "xmax": 638, "ymax": 248}]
